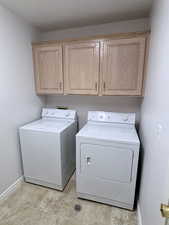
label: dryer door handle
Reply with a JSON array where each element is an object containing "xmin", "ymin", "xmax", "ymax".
[{"xmin": 86, "ymin": 156, "xmax": 91, "ymax": 165}]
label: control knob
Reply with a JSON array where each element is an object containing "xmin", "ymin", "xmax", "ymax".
[
  {"xmin": 65, "ymin": 113, "xmax": 70, "ymax": 117},
  {"xmin": 123, "ymin": 116, "xmax": 129, "ymax": 122}
]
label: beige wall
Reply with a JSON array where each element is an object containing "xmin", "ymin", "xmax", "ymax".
[
  {"xmin": 0, "ymin": 4, "xmax": 45, "ymax": 195},
  {"xmin": 46, "ymin": 95, "xmax": 142, "ymax": 129},
  {"xmin": 41, "ymin": 18, "xmax": 150, "ymax": 128},
  {"xmin": 40, "ymin": 18, "xmax": 150, "ymax": 41}
]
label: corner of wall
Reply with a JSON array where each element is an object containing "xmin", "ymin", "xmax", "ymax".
[{"xmin": 137, "ymin": 202, "xmax": 143, "ymax": 225}]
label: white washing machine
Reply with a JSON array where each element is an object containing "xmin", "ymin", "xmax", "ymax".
[
  {"xmin": 76, "ymin": 111, "xmax": 140, "ymax": 210},
  {"xmin": 19, "ymin": 108, "xmax": 77, "ymax": 190}
]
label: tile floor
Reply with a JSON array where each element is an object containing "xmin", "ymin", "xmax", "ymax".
[{"xmin": 0, "ymin": 176, "xmax": 137, "ymax": 225}]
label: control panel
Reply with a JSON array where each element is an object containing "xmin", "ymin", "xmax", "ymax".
[
  {"xmin": 42, "ymin": 108, "xmax": 76, "ymax": 120},
  {"xmin": 88, "ymin": 111, "xmax": 135, "ymax": 124}
]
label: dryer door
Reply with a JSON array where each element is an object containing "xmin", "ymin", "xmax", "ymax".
[
  {"xmin": 81, "ymin": 143, "xmax": 133, "ymax": 182},
  {"xmin": 77, "ymin": 142, "xmax": 137, "ymax": 205}
]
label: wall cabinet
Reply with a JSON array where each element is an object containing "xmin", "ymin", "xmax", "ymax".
[
  {"xmin": 32, "ymin": 33, "xmax": 148, "ymax": 96},
  {"xmin": 64, "ymin": 41, "xmax": 100, "ymax": 95},
  {"xmin": 33, "ymin": 44, "xmax": 63, "ymax": 94},
  {"xmin": 100, "ymin": 37, "xmax": 146, "ymax": 96}
]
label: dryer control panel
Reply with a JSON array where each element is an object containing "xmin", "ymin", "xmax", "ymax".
[
  {"xmin": 88, "ymin": 111, "xmax": 135, "ymax": 124},
  {"xmin": 42, "ymin": 108, "xmax": 77, "ymax": 120}
]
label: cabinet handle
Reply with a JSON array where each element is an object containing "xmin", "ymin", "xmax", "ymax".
[
  {"xmin": 59, "ymin": 82, "xmax": 62, "ymax": 90},
  {"xmin": 103, "ymin": 82, "xmax": 106, "ymax": 91},
  {"xmin": 95, "ymin": 82, "xmax": 98, "ymax": 91}
]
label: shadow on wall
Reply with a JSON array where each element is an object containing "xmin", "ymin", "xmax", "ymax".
[
  {"xmin": 46, "ymin": 95, "xmax": 143, "ymax": 129},
  {"xmin": 134, "ymin": 139, "xmax": 144, "ymax": 209}
]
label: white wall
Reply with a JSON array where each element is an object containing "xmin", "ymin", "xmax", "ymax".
[
  {"xmin": 139, "ymin": 0, "xmax": 169, "ymax": 225},
  {"xmin": 41, "ymin": 18, "xmax": 149, "ymax": 128},
  {"xmin": 0, "ymin": 4, "xmax": 45, "ymax": 194},
  {"xmin": 41, "ymin": 18, "xmax": 150, "ymax": 41}
]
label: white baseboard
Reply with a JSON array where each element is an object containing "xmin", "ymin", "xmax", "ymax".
[
  {"xmin": 137, "ymin": 203, "xmax": 143, "ymax": 225},
  {"xmin": 0, "ymin": 176, "xmax": 23, "ymax": 202}
]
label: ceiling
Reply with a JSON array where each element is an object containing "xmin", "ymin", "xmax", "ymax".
[{"xmin": 0, "ymin": 0, "xmax": 153, "ymax": 31}]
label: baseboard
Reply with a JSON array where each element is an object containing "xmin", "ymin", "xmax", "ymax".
[
  {"xmin": 137, "ymin": 203, "xmax": 143, "ymax": 225},
  {"xmin": 0, "ymin": 176, "xmax": 23, "ymax": 202}
]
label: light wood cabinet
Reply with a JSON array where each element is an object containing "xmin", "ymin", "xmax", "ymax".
[
  {"xmin": 63, "ymin": 41, "xmax": 100, "ymax": 95},
  {"xmin": 100, "ymin": 37, "xmax": 146, "ymax": 96},
  {"xmin": 33, "ymin": 44, "xmax": 63, "ymax": 94},
  {"xmin": 32, "ymin": 32, "xmax": 148, "ymax": 96}
]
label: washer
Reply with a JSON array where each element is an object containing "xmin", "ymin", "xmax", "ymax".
[
  {"xmin": 76, "ymin": 111, "xmax": 140, "ymax": 210},
  {"xmin": 19, "ymin": 108, "xmax": 77, "ymax": 190}
]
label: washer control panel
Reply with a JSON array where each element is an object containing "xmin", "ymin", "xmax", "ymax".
[
  {"xmin": 88, "ymin": 111, "xmax": 135, "ymax": 124},
  {"xmin": 42, "ymin": 108, "xmax": 76, "ymax": 120}
]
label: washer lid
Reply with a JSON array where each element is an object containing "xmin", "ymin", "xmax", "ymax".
[
  {"xmin": 20, "ymin": 118, "xmax": 74, "ymax": 133},
  {"xmin": 76, "ymin": 122, "xmax": 140, "ymax": 145}
]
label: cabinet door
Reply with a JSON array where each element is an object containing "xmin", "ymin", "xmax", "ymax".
[
  {"xmin": 100, "ymin": 37, "xmax": 146, "ymax": 96},
  {"xmin": 33, "ymin": 44, "xmax": 63, "ymax": 94},
  {"xmin": 64, "ymin": 41, "xmax": 100, "ymax": 95},
  {"xmin": 77, "ymin": 143, "xmax": 136, "ymax": 205}
]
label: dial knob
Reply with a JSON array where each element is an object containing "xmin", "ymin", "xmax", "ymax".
[
  {"xmin": 123, "ymin": 116, "xmax": 129, "ymax": 122},
  {"xmin": 65, "ymin": 113, "xmax": 70, "ymax": 117}
]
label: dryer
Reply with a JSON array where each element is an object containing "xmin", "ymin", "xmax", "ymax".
[
  {"xmin": 76, "ymin": 111, "xmax": 140, "ymax": 210},
  {"xmin": 19, "ymin": 108, "xmax": 77, "ymax": 190}
]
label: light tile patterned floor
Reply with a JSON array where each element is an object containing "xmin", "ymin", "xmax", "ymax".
[{"xmin": 0, "ymin": 176, "xmax": 137, "ymax": 225}]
